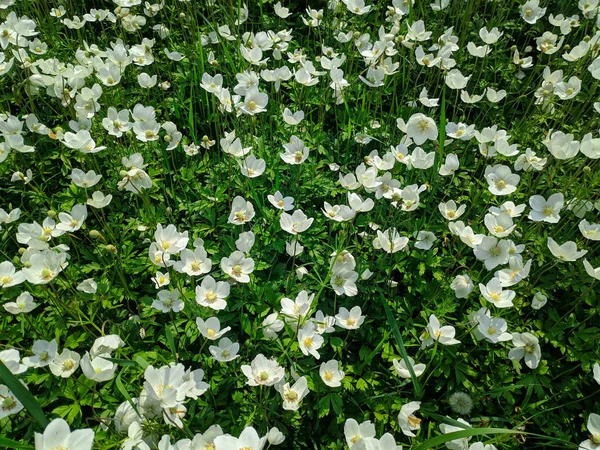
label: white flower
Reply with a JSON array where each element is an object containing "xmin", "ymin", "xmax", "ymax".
[
  {"xmin": 476, "ymin": 315, "xmax": 512, "ymax": 343},
  {"xmin": 71, "ymin": 169, "xmax": 101, "ymax": 188},
  {"xmin": 174, "ymin": 247, "xmax": 212, "ymax": 276},
  {"xmin": 262, "ymin": 312, "xmax": 285, "ymax": 340},
  {"xmin": 547, "ymin": 237, "xmax": 587, "ymax": 261},
  {"xmin": 196, "ymin": 317, "xmax": 231, "ymax": 341},
  {"xmin": 0, "ymin": 261, "xmax": 25, "ymax": 288},
  {"xmin": 528, "ymin": 193, "xmax": 564, "ymax": 223},
  {"xmin": 49, "ymin": 349, "xmax": 81, "ymax": 378},
  {"xmin": 372, "ymin": 228, "xmax": 408, "ymax": 253},
  {"xmin": 531, "ymin": 292, "xmax": 548, "ymax": 310},
  {"xmin": 544, "ymin": 130, "xmax": 580, "ymax": 160},
  {"xmin": 3, "ymin": 291, "xmax": 38, "ymax": 314},
  {"xmin": 80, "ymin": 352, "xmax": 117, "ymax": 382},
  {"xmin": 489, "ymin": 201, "xmax": 526, "ymax": 218},
  {"xmin": 486, "ymin": 88, "xmax": 507, "ymax": 103},
  {"xmin": 479, "ymin": 27, "xmax": 503, "ymax": 44},
  {"xmin": 514, "ymin": 148, "xmax": 547, "ymax": 171},
  {"xmin": 420, "ymin": 314, "xmax": 460, "ymax": 348},
  {"xmin": 154, "ymin": 224, "xmax": 188, "ymax": 255},
  {"xmin": 23, "ymin": 339, "xmax": 58, "ymax": 368},
  {"xmin": 579, "ymin": 413, "xmax": 600, "ymax": 450},
  {"xmin": 274, "ymin": 2, "xmax": 291, "ymax": 18},
  {"xmin": 241, "ymin": 354, "xmax": 285, "ymax": 386},
  {"xmin": 34, "ymin": 418, "xmax": 94, "ymax": 450},
  {"xmin": 445, "ymin": 68, "xmax": 470, "ymax": 90},
  {"xmin": 267, "ymin": 427, "xmax": 286, "ymax": 446},
  {"xmin": 280, "ymin": 135, "xmax": 309, "ymax": 164},
  {"xmin": 238, "ymin": 154, "xmax": 266, "ymax": 178},
  {"xmin": 76, "ymin": 278, "xmax": 97, "ymax": 294},
  {"xmin": 0, "ymin": 385, "xmax": 23, "ymax": 419},
  {"xmin": 521, "ymin": 0, "xmax": 546, "ymax": 24},
  {"xmin": 209, "ymin": 337, "xmax": 240, "ymax": 362},
  {"xmin": 152, "ymin": 289, "xmax": 184, "ymax": 313},
  {"xmin": 277, "ymin": 376, "xmax": 309, "ymax": 411},
  {"xmin": 484, "ymin": 164, "xmax": 520, "ymax": 196},
  {"xmin": 268, "ymin": 191, "xmax": 294, "ymax": 211},
  {"xmin": 320, "ymin": 359, "xmax": 345, "ymax": 387},
  {"xmin": 239, "ymin": 86, "xmax": 268, "ymax": 115},
  {"xmin": 214, "ymin": 427, "xmax": 266, "ymax": 450},
  {"xmin": 402, "ymin": 113, "xmax": 438, "ymax": 145},
  {"xmin": 330, "ymin": 269, "xmax": 358, "ymax": 296},
  {"xmin": 87, "ymin": 191, "xmax": 112, "ymax": 208},
  {"xmin": 451, "ymin": 275, "xmax": 474, "ymax": 298},
  {"xmin": 508, "ymin": 332, "xmax": 541, "ymax": 369},
  {"xmin": 397, "ymin": 402, "xmax": 422, "ymax": 437},
  {"xmin": 280, "ymin": 210, "xmax": 314, "ymax": 235},
  {"xmin": 393, "ymin": 357, "xmax": 426, "ymax": 379},
  {"xmin": 56, "ymin": 204, "xmax": 88, "ymax": 233},
  {"xmin": 581, "ymin": 133, "xmax": 600, "ymax": 159},
  {"xmin": 440, "ymin": 418, "xmax": 472, "ymax": 449},
  {"xmin": 593, "ymin": 363, "xmax": 600, "ymax": 385},
  {"xmin": 484, "ymin": 213, "xmax": 516, "ymax": 237},
  {"xmin": 228, "ymin": 196, "xmax": 255, "ymax": 225},
  {"xmin": 439, "ymin": 200, "xmax": 466, "ymax": 220},
  {"xmin": 221, "ymin": 251, "xmax": 254, "ymax": 283},
  {"xmin": 583, "ymin": 260, "xmax": 600, "ymax": 281},
  {"xmin": 344, "ymin": 419, "xmax": 376, "ymax": 448},
  {"xmin": 479, "ymin": 277, "xmax": 515, "ymax": 308},
  {"xmin": 195, "ymin": 275, "xmax": 230, "ymax": 310},
  {"xmin": 335, "ymin": 306, "xmax": 364, "ymax": 330},
  {"xmin": 138, "ymin": 72, "xmax": 157, "ymax": 88},
  {"xmin": 495, "ymin": 257, "xmax": 532, "ymax": 287},
  {"xmin": 474, "ymin": 237, "xmax": 511, "ymax": 270},
  {"xmin": 283, "ymin": 108, "xmax": 304, "ymax": 125},
  {"xmin": 579, "ymin": 220, "xmax": 600, "ymax": 241},
  {"xmin": 414, "ymin": 231, "xmax": 437, "ymax": 250},
  {"xmin": 439, "ymin": 153, "xmax": 459, "ymax": 176}
]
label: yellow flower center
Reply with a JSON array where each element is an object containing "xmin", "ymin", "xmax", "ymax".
[{"xmin": 408, "ymin": 415, "xmax": 421, "ymax": 427}]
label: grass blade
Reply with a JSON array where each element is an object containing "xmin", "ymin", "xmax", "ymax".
[
  {"xmin": 378, "ymin": 293, "xmax": 423, "ymax": 398},
  {"xmin": 413, "ymin": 428, "xmax": 523, "ymax": 450},
  {"xmin": 0, "ymin": 360, "xmax": 49, "ymax": 428}
]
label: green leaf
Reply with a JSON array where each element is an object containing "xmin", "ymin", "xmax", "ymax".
[
  {"xmin": 0, "ymin": 360, "xmax": 49, "ymax": 428},
  {"xmin": 165, "ymin": 324, "xmax": 178, "ymax": 362},
  {"xmin": 115, "ymin": 369, "xmax": 142, "ymax": 420},
  {"xmin": 331, "ymin": 393, "xmax": 343, "ymax": 416},
  {"xmin": 412, "ymin": 428, "xmax": 523, "ymax": 450},
  {"xmin": 100, "ymin": 356, "xmax": 138, "ymax": 367},
  {"xmin": 0, "ymin": 436, "xmax": 34, "ymax": 449},
  {"xmin": 134, "ymin": 355, "xmax": 149, "ymax": 370}
]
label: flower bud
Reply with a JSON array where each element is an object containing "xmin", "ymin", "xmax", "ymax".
[
  {"xmin": 89, "ymin": 230, "xmax": 101, "ymax": 239},
  {"xmin": 47, "ymin": 210, "xmax": 57, "ymax": 218},
  {"xmin": 105, "ymin": 244, "xmax": 117, "ymax": 254},
  {"xmin": 583, "ymin": 166, "xmax": 591, "ymax": 174},
  {"xmin": 268, "ymin": 427, "xmax": 285, "ymax": 445}
]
